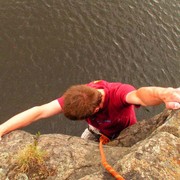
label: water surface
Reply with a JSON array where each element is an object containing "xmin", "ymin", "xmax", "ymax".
[{"xmin": 0, "ymin": 0, "xmax": 179, "ymax": 136}]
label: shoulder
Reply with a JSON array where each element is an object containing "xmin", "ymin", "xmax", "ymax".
[
  {"xmin": 87, "ymin": 80, "xmax": 108, "ymax": 88},
  {"xmin": 108, "ymin": 83, "xmax": 137, "ymax": 105}
]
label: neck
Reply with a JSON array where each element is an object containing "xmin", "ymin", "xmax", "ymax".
[{"xmin": 97, "ymin": 89, "xmax": 105, "ymax": 108}]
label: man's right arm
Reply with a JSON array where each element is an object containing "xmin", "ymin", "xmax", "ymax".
[{"xmin": 0, "ymin": 100, "xmax": 62, "ymax": 139}]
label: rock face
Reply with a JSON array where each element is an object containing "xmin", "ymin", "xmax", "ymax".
[{"xmin": 0, "ymin": 109, "xmax": 180, "ymax": 180}]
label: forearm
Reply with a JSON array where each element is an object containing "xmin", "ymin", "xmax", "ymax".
[
  {"xmin": 136, "ymin": 87, "xmax": 166, "ymax": 106},
  {"xmin": 0, "ymin": 106, "xmax": 41, "ymax": 136},
  {"xmin": 136, "ymin": 86, "xmax": 180, "ymax": 109}
]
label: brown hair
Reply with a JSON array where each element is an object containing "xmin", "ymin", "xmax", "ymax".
[{"xmin": 63, "ymin": 85, "xmax": 102, "ymax": 120}]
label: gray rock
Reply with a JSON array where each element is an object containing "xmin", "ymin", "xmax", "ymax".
[{"xmin": 0, "ymin": 109, "xmax": 179, "ymax": 180}]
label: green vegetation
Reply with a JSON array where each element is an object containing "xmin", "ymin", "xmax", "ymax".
[{"xmin": 10, "ymin": 132, "xmax": 56, "ymax": 179}]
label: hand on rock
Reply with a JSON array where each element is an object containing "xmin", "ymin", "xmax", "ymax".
[{"xmin": 163, "ymin": 87, "xmax": 180, "ymax": 110}]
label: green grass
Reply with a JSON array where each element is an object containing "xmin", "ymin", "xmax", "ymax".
[{"xmin": 10, "ymin": 132, "xmax": 56, "ymax": 179}]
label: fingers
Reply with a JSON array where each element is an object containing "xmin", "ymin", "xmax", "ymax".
[
  {"xmin": 166, "ymin": 102, "xmax": 180, "ymax": 110},
  {"xmin": 165, "ymin": 88, "xmax": 180, "ymax": 103}
]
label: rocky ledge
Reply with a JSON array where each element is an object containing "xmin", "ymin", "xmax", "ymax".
[{"xmin": 0, "ymin": 109, "xmax": 179, "ymax": 180}]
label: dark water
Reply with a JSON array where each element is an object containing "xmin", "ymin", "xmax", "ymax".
[{"xmin": 0, "ymin": 0, "xmax": 179, "ymax": 136}]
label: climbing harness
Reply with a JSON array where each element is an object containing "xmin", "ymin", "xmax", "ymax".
[{"xmin": 99, "ymin": 134, "xmax": 125, "ymax": 180}]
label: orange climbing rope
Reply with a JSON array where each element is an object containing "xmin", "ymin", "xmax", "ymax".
[{"xmin": 99, "ymin": 134, "xmax": 125, "ymax": 180}]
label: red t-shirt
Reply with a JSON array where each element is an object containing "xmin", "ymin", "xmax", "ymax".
[{"xmin": 57, "ymin": 80, "xmax": 139, "ymax": 139}]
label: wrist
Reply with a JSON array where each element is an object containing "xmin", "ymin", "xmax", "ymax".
[
  {"xmin": 0, "ymin": 125, "xmax": 6, "ymax": 137},
  {"xmin": 158, "ymin": 87, "xmax": 173, "ymax": 102}
]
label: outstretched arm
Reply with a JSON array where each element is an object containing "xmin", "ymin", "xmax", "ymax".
[
  {"xmin": 126, "ymin": 87, "xmax": 180, "ymax": 109},
  {"xmin": 0, "ymin": 100, "xmax": 62, "ymax": 139}
]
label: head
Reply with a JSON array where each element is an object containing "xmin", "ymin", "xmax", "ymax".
[{"xmin": 63, "ymin": 85, "xmax": 102, "ymax": 120}]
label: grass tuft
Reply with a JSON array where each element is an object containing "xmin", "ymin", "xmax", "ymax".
[{"xmin": 9, "ymin": 132, "xmax": 56, "ymax": 179}]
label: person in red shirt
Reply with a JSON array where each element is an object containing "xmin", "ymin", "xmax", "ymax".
[
  {"xmin": 58, "ymin": 80, "xmax": 139, "ymax": 140},
  {"xmin": 0, "ymin": 80, "xmax": 180, "ymax": 141}
]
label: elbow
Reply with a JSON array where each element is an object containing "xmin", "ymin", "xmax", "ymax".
[
  {"xmin": 32, "ymin": 104, "xmax": 51, "ymax": 120},
  {"xmin": 140, "ymin": 102, "xmax": 148, "ymax": 107},
  {"xmin": 30, "ymin": 106, "xmax": 44, "ymax": 122}
]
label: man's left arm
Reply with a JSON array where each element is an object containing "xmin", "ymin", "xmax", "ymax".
[{"xmin": 126, "ymin": 87, "xmax": 180, "ymax": 109}]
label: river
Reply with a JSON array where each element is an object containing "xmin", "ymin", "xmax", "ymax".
[{"xmin": 0, "ymin": 0, "xmax": 179, "ymax": 136}]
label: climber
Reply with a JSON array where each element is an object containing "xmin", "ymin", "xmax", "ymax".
[{"xmin": 0, "ymin": 80, "xmax": 180, "ymax": 141}]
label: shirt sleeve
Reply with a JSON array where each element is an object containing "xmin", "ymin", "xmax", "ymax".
[
  {"xmin": 116, "ymin": 84, "xmax": 136, "ymax": 106},
  {"xmin": 57, "ymin": 96, "xmax": 64, "ymax": 109}
]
